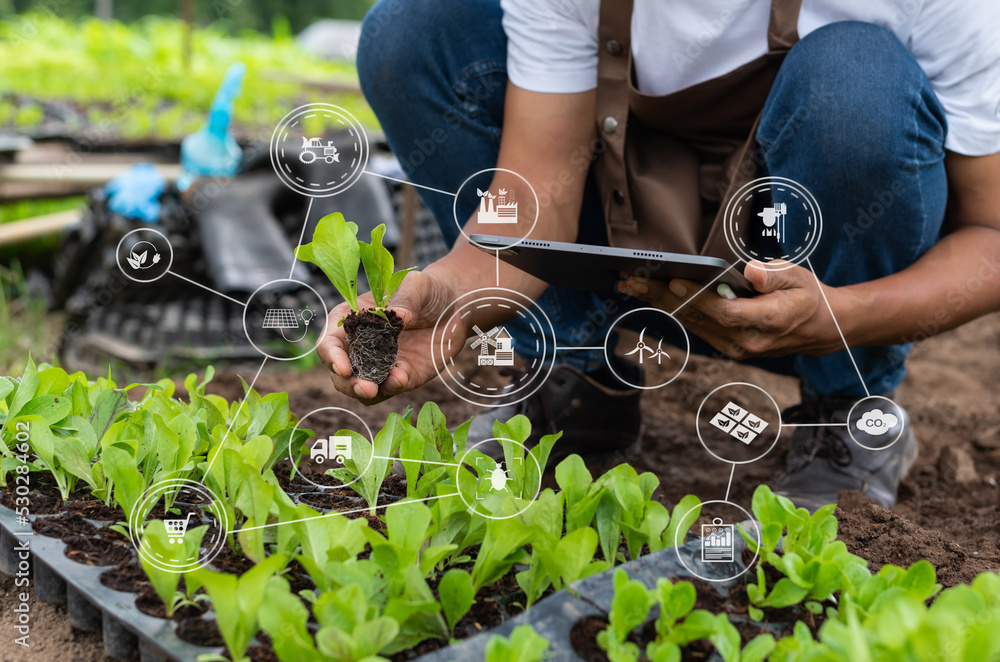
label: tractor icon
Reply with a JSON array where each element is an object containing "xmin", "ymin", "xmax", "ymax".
[
  {"xmin": 310, "ymin": 436, "xmax": 352, "ymax": 464},
  {"xmin": 299, "ymin": 137, "xmax": 341, "ymax": 164}
]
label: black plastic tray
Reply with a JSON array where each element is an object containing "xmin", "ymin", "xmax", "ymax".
[
  {"xmin": 1, "ymin": 497, "xmax": 760, "ymax": 662},
  {"xmin": 0, "ymin": 503, "xmax": 222, "ymax": 661}
]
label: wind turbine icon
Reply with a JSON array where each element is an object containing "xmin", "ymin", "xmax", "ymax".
[
  {"xmin": 625, "ymin": 327, "xmax": 653, "ymax": 364},
  {"xmin": 650, "ymin": 338, "xmax": 671, "ymax": 364},
  {"xmin": 625, "ymin": 328, "xmax": 671, "ymax": 365}
]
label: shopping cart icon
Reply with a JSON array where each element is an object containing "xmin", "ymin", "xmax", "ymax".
[{"xmin": 164, "ymin": 512, "xmax": 194, "ymax": 544}]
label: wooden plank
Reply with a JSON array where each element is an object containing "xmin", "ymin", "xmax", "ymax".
[
  {"xmin": 0, "ymin": 162, "xmax": 181, "ymax": 184},
  {"xmin": 0, "ymin": 210, "xmax": 80, "ymax": 247}
]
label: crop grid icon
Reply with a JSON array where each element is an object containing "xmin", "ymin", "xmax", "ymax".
[
  {"xmin": 262, "ymin": 308, "xmax": 300, "ymax": 329},
  {"xmin": 709, "ymin": 401, "xmax": 768, "ymax": 445}
]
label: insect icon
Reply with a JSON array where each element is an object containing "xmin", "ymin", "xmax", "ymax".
[{"xmin": 489, "ymin": 465, "xmax": 509, "ymax": 492}]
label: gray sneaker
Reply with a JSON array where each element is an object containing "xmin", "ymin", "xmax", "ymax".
[{"xmin": 775, "ymin": 393, "xmax": 917, "ymax": 512}]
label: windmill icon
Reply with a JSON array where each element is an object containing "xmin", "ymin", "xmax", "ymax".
[
  {"xmin": 625, "ymin": 327, "xmax": 669, "ymax": 364},
  {"xmin": 471, "ymin": 325, "xmax": 515, "ymax": 366},
  {"xmin": 650, "ymin": 338, "xmax": 671, "ymax": 364}
]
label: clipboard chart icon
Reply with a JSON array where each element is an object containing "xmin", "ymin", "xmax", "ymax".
[{"xmin": 701, "ymin": 518, "xmax": 735, "ymax": 563}]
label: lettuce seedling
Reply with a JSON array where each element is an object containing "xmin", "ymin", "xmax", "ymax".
[
  {"xmin": 190, "ymin": 553, "xmax": 288, "ymax": 662},
  {"xmin": 328, "ymin": 412, "xmax": 405, "ymax": 513},
  {"xmin": 296, "ymin": 212, "xmax": 414, "ymax": 384},
  {"xmin": 140, "ymin": 519, "xmax": 208, "ymax": 617},
  {"xmin": 484, "ymin": 625, "xmax": 552, "ymax": 662},
  {"xmin": 438, "ymin": 569, "xmax": 475, "ymax": 638}
]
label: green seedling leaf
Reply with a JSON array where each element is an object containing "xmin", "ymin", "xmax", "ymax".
[
  {"xmin": 359, "ymin": 223, "xmax": 391, "ymax": 310},
  {"xmin": 89, "ymin": 387, "xmax": 134, "ymax": 443},
  {"xmin": 102, "ymin": 442, "xmax": 146, "ymax": 525},
  {"xmin": 258, "ymin": 578, "xmax": 331, "ymax": 661},
  {"xmin": 471, "ymin": 517, "xmax": 533, "ymax": 592},
  {"xmin": 17, "ymin": 394, "xmax": 71, "ymax": 425},
  {"xmin": 608, "ymin": 569, "xmax": 654, "ymax": 643},
  {"xmin": 485, "ymin": 624, "xmax": 552, "ymax": 662},
  {"xmin": 438, "ymin": 569, "xmax": 475, "ymax": 635},
  {"xmin": 296, "ymin": 212, "xmax": 361, "ymax": 312},
  {"xmin": 6, "ymin": 355, "xmax": 39, "ymax": 423},
  {"xmin": 663, "ymin": 495, "xmax": 701, "ymax": 549},
  {"xmin": 141, "ymin": 519, "xmax": 207, "ymax": 617},
  {"xmin": 193, "ymin": 553, "xmax": 288, "ymax": 662}
]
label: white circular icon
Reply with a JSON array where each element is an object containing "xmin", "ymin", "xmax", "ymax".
[
  {"xmin": 603, "ymin": 308, "xmax": 690, "ymax": 389},
  {"xmin": 672, "ymin": 499, "xmax": 760, "ymax": 583},
  {"xmin": 723, "ymin": 176, "xmax": 823, "ymax": 269},
  {"xmin": 242, "ymin": 279, "xmax": 330, "ymax": 362},
  {"xmin": 116, "ymin": 228, "xmax": 173, "ymax": 283},
  {"xmin": 128, "ymin": 479, "xmax": 228, "ymax": 574},
  {"xmin": 696, "ymin": 382, "xmax": 782, "ymax": 465},
  {"xmin": 847, "ymin": 395, "xmax": 905, "ymax": 451},
  {"xmin": 288, "ymin": 407, "xmax": 376, "ymax": 491},
  {"xmin": 270, "ymin": 103, "xmax": 369, "ymax": 197},
  {"xmin": 453, "ymin": 168, "xmax": 539, "ymax": 250},
  {"xmin": 456, "ymin": 438, "xmax": 542, "ymax": 520},
  {"xmin": 430, "ymin": 288, "xmax": 556, "ymax": 408}
]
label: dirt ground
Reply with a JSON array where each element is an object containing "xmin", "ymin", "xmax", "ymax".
[
  {"xmin": 3, "ymin": 314, "xmax": 998, "ymax": 661},
  {"xmin": 203, "ymin": 312, "xmax": 1000, "ymax": 585},
  {"xmin": 0, "ymin": 574, "xmax": 110, "ymax": 662}
]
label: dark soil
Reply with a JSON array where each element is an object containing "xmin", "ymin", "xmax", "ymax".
[
  {"xmin": 343, "ymin": 308, "xmax": 404, "ymax": 384},
  {"xmin": 68, "ymin": 312, "xmax": 984, "ymax": 662},
  {"xmin": 100, "ymin": 559, "xmax": 151, "ymax": 594},
  {"xmin": 32, "ymin": 512, "xmax": 98, "ymax": 540},
  {"xmin": 135, "ymin": 585, "xmax": 205, "ymax": 620},
  {"xmin": 835, "ymin": 498, "xmax": 992, "ymax": 587},
  {"xmin": 0, "ymin": 481, "xmax": 118, "ymax": 517},
  {"xmin": 176, "ymin": 615, "xmax": 224, "ymax": 647},
  {"xmin": 297, "ymin": 491, "xmax": 365, "ymax": 510},
  {"xmin": 202, "ymin": 315, "xmax": 1000, "ymax": 590},
  {"xmin": 210, "ymin": 546, "xmax": 257, "ymax": 575},
  {"xmin": 64, "ymin": 534, "xmax": 132, "ymax": 567}
]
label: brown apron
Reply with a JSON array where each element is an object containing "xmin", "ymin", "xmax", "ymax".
[{"xmin": 592, "ymin": 0, "xmax": 803, "ymax": 259}]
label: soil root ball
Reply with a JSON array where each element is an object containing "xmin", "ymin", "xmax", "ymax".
[{"xmin": 343, "ymin": 309, "xmax": 404, "ymax": 384}]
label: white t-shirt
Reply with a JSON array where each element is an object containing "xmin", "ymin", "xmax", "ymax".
[{"xmin": 501, "ymin": 0, "xmax": 1000, "ymax": 156}]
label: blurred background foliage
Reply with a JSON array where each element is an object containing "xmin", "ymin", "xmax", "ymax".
[
  {"xmin": 0, "ymin": 0, "xmax": 377, "ymax": 33},
  {"xmin": 0, "ymin": 11, "xmax": 376, "ymax": 139}
]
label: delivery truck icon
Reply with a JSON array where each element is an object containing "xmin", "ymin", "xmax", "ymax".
[{"xmin": 310, "ymin": 436, "xmax": 352, "ymax": 464}]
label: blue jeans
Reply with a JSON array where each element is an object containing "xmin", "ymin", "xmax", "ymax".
[{"xmin": 357, "ymin": 3, "xmax": 948, "ymax": 398}]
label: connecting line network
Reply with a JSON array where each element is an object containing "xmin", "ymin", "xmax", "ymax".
[{"xmin": 122, "ymin": 102, "xmax": 905, "ymax": 583}]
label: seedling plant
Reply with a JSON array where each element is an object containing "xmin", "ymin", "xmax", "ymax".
[
  {"xmin": 3, "ymin": 362, "xmax": 1000, "ymax": 661},
  {"xmin": 295, "ymin": 212, "xmax": 414, "ymax": 383}
]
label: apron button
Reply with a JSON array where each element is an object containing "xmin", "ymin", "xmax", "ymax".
[
  {"xmin": 605, "ymin": 39, "xmax": 623, "ymax": 56},
  {"xmin": 613, "ymin": 189, "xmax": 626, "ymax": 205},
  {"xmin": 602, "ymin": 115, "xmax": 619, "ymax": 135}
]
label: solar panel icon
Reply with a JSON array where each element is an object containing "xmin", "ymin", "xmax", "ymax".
[{"xmin": 262, "ymin": 308, "xmax": 300, "ymax": 329}]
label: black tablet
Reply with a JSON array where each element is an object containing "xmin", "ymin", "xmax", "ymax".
[{"xmin": 471, "ymin": 235, "xmax": 754, "ymax": 297}]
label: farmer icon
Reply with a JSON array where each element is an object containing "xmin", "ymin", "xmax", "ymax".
[
  {"xmin": 310, "ymin": 436, "xmax": 352, "ymax": 464},
  {"xmin": 164, "ymin": 512, "xmax": 194, "ymax": 544},
  {"xmin": 299, "ymin": 136, "xmax": 341, "ymax": 164}
]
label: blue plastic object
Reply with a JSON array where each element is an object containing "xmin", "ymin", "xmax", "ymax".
[
  {"xmin": 104, "ymin": 163, "xmax": 166, "ymax": 222},
  {"xmin": 178, "ymin": 62, "xmax": 246, "ymax": 191}
]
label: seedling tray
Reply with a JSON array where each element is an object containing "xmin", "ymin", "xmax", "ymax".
[
  {"xmin": 0, "ymin": 494, "xmax": 761, "ymax": 662},
  {"xmin": 0, "ymin": 503, "xmax": 221, "ymax": 662},
  {"xmin": 412, "ymin": 523, "xmax": 757, "ymax": 662}
]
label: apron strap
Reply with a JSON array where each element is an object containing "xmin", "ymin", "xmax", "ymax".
[
  {"xmin": 595, "ymin": 0, "xmax": 637, "ymax": 233},
  {"xmin": 768, "ymin": 0, "xmax": 804, "ymax": 51}
]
